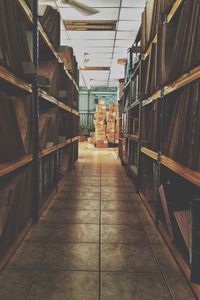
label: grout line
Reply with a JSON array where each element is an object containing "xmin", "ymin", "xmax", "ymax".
[{"xmin": 99, "ymin": 157, "xmax": 102, "ymax": 300}]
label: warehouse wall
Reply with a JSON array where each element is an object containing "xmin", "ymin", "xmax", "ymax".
[{"xmin": 79, "ymin": 88, "xmax": 118, "ymax": 134}]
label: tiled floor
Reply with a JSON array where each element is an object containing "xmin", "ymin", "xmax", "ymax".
[{"xmin": 0, "ymin": 144, "xmax": 195, "ymax": 299}]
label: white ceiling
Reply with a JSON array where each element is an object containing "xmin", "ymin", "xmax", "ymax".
[{"xmin": 39, "ymin": 0, "xmax": 146, "ymax": 88}]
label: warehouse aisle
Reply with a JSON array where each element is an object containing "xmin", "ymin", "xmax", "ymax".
[{"xmin": 0, "ymin": 143, "xmax": 195, "ymax": 300}]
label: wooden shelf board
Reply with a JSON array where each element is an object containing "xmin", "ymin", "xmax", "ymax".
[
  {"xmin": 72, "ymin": 136, "xmax": 79, "ymax": 142},
  {"xmin": 167, "ymin": 0, "xmax": 183, "ymax": 22},
  {"xmin": 161, "ymin": 155, "xmax": 200, "ymax": 187},
  {"xmin": 165, "ymin": 65, "xmax": 200, "ymax": 96},
  {"xmin": 142, "ymin": 90, "xmax": 160, "ymax": 106},
  {"xmin": 17, "ymin": 0, "xmax": 33, "ymax": 22},
  {"xmin": 58, "ymin": 102, "xmax": 72, "ymax": 113},
  {"xmin": 39, "ymin": 146, "xmax": 58, "ymax": 159},
  {"xmin": 58, "ymin": 139, "xmax": 72, "ymax": 149},
  {"xmin": 0, "ymin": 65, "xmax": 32, "ymax": 92},
  {"xmin": 72, "ymin": 109, "xmax": 79, "ymax": 116},
  {"xmin": 39, "ymin": 89, "xmax": 58, "ymax": 106},
  {"xmin": 142, "ymin": 66, "xmax": 200, "ymax": 107},
  {"xmin": 0, "ymin": 155, "xmax": 33, "ymax": 177},
  {"xmin": 141, "ymin": 147, "xmax": 158, "ymax": 161},
  {"xmin": 129, "ymin": 100, "xmax": 140, "ymax": 110},
  {"xmin": 144, "ymin": 34, "xmax": 157, "ymax": 60},
  {"xmin": 129, "ymin": 134, "xmax": 139, "ymax": 142}
]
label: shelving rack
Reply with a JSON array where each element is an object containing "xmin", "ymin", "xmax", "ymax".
[
  {"xmin": 0, "ymin": 0, "xmax": 79, "ymax": 269},
  {"xmin": 119, "ymin": 0, "xmax": 200, "ymax": 296}
]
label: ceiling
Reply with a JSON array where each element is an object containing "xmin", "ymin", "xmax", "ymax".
[{"xmin": 39, "ymin": 0, "xmax": 146, "ymax": 88}]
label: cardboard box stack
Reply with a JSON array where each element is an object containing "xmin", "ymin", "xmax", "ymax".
[
  {"xmin": 94, "ymin": 99, "xmax": 108, "ymax": 148},
  {"xmin": 106, "ymin": 103, "xmax": 119, "ymax": 144}
]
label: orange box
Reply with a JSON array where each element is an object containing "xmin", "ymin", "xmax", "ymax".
[{"xmin": 96, "ymin": 140, "xmax": 108, "ymax": 148}]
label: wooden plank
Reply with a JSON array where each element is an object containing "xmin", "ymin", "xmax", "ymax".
[
  {"xmin": 38, "ymin": 89, "xmax": 58, "ymax": 106},
  {"xmin": 39, "ymin": 146, "xmax": 58, "ymax": 159},
  {"xmin": 167, "ymin": 0, "xmax": 183, "ymax": 22},
  {"xmin": 0, "ymin": 65, "xmax": 32, "ymax": 92},
  {"xmin": 144, "ymin": 34, "xmax": 157, "ymax": 60},
  {"xmin": 161, "ymin": 155, "xmax": 200, "ymax": 187},
  {"xmin": 142, "ymin": 90, "xmax": 160, "ymax": 106},
  {"xmin": 72, "ymin": 109, "xmax": 79, "ymax": 116},
  {"xmin": 17, "ymin": 0, "xmax": 33, "ymax": 22},
  {"xmin": 58, "ymin": 102, "xmax": 72, "ymax": 113},
  {"xmin": 0, "ymin": 155, "xmax": 33, "ymax": 178},
  {"xmin": 72, "ymin": 136, "xmax": 79, "ymax": 142},
  {"xmin": 165, "ymin": 66, "xmax": 200, "ymax": 96},
  {"xmin": 58, "ymin": 139, "xmax": 72, "ymax": 149},
  {"xmin": 141, "ymin": 147, "xmax": 158, "ymax": 161}
]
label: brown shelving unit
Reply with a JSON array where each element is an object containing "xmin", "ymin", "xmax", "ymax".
[
  {"xmin": 119, "ymin": 0, "xmax": 200, "ymax": 293},
  {"xmin": 0, "ymin": 0, "xmax": 80, "ymax": 270}
]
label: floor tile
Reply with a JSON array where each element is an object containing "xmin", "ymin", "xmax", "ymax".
[
  {"xmin": 101, "ymin": 272, "xmax": 171, "ymax": 300},
  {"xmin": 58, "ymin": 192, "xmax": 101, "ymax": 200},
  {"xmin": 101, "ymin": 193, "xmax": 131, "ymax": 201},
  {"xmin": 101, "ymin": 243, "xmax": 159, "ymax": 273},
  {"xmin": 41, "ymin": 243, "xmax": 99, "ymax": 271},
  {"xmin": 25, "ymin": 224, "xmax": 53, "ymax": 241},
  {"xmin": 28, "ymin": 270, "xmax": 99, "ymax": 300},
  {"xmin": 101, "ymin": 200, "xmax": 134, "ymax": 211},
  {"xmin": 101, "ymin": 187, "xmax": 131, "ymax": 193},
  {"xmin": 50, "ymin": 199, "xmax": 100, "ymax": 210},
  {"xmin": 0, "ymin": 269, "xmax": 35, "ymax": 300},
  {"xmin": 41, "ymin": 210, "xmax": 100, "ymax": 224},
  {"xmin": 7, "ymin": 240, "xmax": 46, "ymax": 269},
  {"xmin": 101, "ymin": 225, "xmax": 146, "ymax": 244},
  {"xmin": 101, "ymin": 211, "xmax": 141, "ymax": 226},
  {"xmin": 61, "ymin": 186, "xmax": 100, "ymax": 193},
  {"xmin": 50, "ymin": 224, "xmax": 99, "ymax": 243}
]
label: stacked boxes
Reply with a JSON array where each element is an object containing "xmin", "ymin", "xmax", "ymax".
[
  {"xmin": 93, "ymin": 100, "xmax": 119, "ymax": 147},
  {"xmin": 106, "ymin": 103, "xmax": 119, "ymax": 144},
  {"xmin": 94, "ymin": 99, "xmax": 108, "ymax": 147}
]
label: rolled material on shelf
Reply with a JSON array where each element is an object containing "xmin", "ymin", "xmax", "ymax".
[
  {"xmin": 39, "ymin": 108, "xmax": 58, "ymax": 150},
  {"xmin": 40, "ymin": 5, "xmax": 60, "ymax": 51},
  {"xmin": 0, "ymin": 166, "xmax": 32, "ymax": 259},
  {"xmin": 0, "ymin": 0, "xmax": 32, "ymax": 77},
  {"xmin": 0, "ymin": 91, "xmax": 32, "ymax": 164},
  {"xmin": 58, "ymin": 111, "xmax": 73, "ymax": 139},
  {"xmin": 141, "ymin": 102, "xmax": 158, "ymax": 152},
  {"xmin": 174, "ymin": 210, "xmax": 191, "ymax": 251},
  {"xmin": 163, "ymin": 80, "xmax": 200, "ymax": 171}
]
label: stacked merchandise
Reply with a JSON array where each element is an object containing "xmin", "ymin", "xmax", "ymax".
[
  {"xmin": 94, "ymin": 99, "xmax": 107, "ymax": 148},
  {"xmin": 106, "ymin": 104, "xmax": 119, "ymax": 145}
]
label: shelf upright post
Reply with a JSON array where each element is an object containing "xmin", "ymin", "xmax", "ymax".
[
  {"xmin": 191, "ymin": 196, "xmax": 200, "ymax": 283},
  {"xmin": 136, "ymin": 60, "xmax": 142, "ymax": 193},
  {"xmin": 32, "ymin": 0, "xmax": 40, "ymax": 223},
  {"xmin": 55, "ymin": 98, "xmax": 59, "ymax": 191},
  {"xmin": 155, "ymin": 88, "xmax": 164, "ymax": 225}
]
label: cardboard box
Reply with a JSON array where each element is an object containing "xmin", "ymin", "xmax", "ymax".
[{"xmin": 96, "ymin": 140, "xmax": 108, "ymax": 148}]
